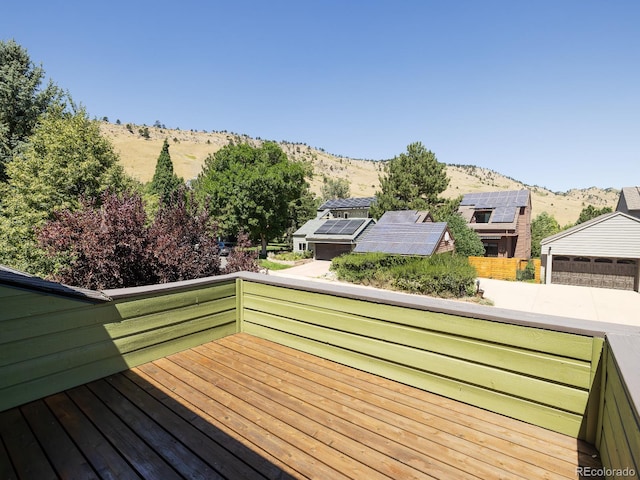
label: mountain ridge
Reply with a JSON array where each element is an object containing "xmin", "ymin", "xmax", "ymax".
[{"xmin": 100, "ymin": 122, "xmax": 618, "ymax": 226}]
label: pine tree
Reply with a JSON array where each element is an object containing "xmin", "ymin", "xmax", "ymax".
[{"xmin": 149, "ymin": 139, "xmax": 182, "ymax": 204}]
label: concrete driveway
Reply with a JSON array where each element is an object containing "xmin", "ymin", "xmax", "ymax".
[
  {"xmin": 477, "ymin": 278, "xmax": 640, "ymax": 326},
  {"xmin": 269, "ymin": 260, "xmax": 640, "ymax": 327}
]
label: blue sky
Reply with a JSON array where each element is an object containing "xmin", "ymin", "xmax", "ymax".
[{"xmin": 2, "ymin": 1, "xmax": 639, "ymax": 191}]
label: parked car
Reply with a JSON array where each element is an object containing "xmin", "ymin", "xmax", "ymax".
[{"xmin": 218, "ymin": 242, "xmax": 231, "ymax": 256}]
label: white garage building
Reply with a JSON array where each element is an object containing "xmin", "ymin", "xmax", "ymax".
[{"xmin": 540, "ymin": 212, "xmax": 640, "ymax": 292}]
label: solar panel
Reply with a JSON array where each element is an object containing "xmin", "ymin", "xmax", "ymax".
[
  {"xmin": 314, "ymin": 219, "xmax": 365, "ymax": 236},
  {"xmin": 461, "ymin": 190, "xmax": 529, "ymax": 208},
  {"xmin": 354, "ymin": 223, "xmax": 447, "ymax": 256},
  {"xmin": 318, "ymin": 197, "xmax": 376, "ymax": 210},
  {"xmin": 491, "ymin": 206, "xmax": 517, "ymax": 223}
]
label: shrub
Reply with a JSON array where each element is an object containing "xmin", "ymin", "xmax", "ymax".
[
  {"xmin": 331, "ymin": 252, "xmax": 476, "ymax": 298},
  {"xmin": 37, "ymin": 190, "xmax": 222, "ymax": 289}
]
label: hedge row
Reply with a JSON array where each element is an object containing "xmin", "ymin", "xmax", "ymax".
[{"xmin": 330, "ymin": 252, "xmax": 477, "ymax": 298}]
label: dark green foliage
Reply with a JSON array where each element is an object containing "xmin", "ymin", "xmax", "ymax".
[
  {"xmin": 0, "ymin": 107, "xmax": 133, "ymax": 274},
  {"xmin": 149, "ymin": 139, "xmax": 183, "ymax": 204},
  {"xmin": 0, "ymin": 40, "xmax": 67, "ymax": 180},
  {"xmin": 439, "ymin": 212, "xmax": 485, "ymax": 257},
  {"xmin": 575, "ymin": 205, "xmax": 612, "ymax": 225},
  {"xmin": 193, "ymin": 142, "xmax": 309, "ymax": 256},
  {"xmin": 370, "ymin": 142, "xmax": 449, "ymax": 219},
  {"xmin": 431, "ymin": 196, "xmax": 485, "ymax": 257},
  {"xmin": 531, "ymin": 212, "xmax": 561, "ymax": 257},
  {"xmin": 331, "ymin": 252, "xmax": 477, "ymax": 298}
]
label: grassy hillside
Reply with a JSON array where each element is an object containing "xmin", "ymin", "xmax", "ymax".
[{"xmin": 101, "ymin": 122, "xmax": 618, "ymax": 226}]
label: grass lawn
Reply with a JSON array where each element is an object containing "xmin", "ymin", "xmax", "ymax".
[{"xmin": 258, "ymin": 259, "xmax": 294, "ymax": 271}]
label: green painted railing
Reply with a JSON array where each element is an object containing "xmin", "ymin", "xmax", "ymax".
[{"xmin": 1, "ymin": 271, "xmax": 638, "ymax": 475}]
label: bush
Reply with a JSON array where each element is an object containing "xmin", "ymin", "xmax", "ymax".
[{"xmin": 331, "ymin": 252, "xmax": 476, "ymax": 298}]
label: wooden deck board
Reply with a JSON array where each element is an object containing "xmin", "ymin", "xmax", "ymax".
[{"xmin": 0, "ymin": 333, "xmax": 602, "ymax": 479}]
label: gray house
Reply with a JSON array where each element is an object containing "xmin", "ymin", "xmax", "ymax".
[
  {"xmin": 316, "ymin": 197, "xmax": 376, "ymax": 219},
  {"xmin": 616, "ymin": 186, "xmax": 640, "ymax": 219},
  {"xmin": 540, "ymin": 211, "xmax": 640, "ymax": 292},
  {"xmin": 294, "ymin": 218, "xmax": 376, "ymax": 260}
]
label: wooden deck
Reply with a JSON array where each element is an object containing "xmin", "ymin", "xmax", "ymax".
[{"xmin": 0, "ymin": 333, "xmax": 603, "ymax": 479}]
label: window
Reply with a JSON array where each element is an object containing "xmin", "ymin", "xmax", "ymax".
[{"xmin": 473, "ymin": 210, "xmax": 492, "ymax": 223}]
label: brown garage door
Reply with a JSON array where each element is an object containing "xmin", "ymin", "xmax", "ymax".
[
  {"xmin": 551, "ymin": 257, "xmax": 637, "ymax": 290},
  {"xmin": 314, "ymin": 243, "xmax": 353, "ymax": 261}
]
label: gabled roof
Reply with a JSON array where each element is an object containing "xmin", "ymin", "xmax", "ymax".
[
  {"xmin": 305, "ymin": 218, "xmax": 376, "ymax": 243},
  {"xmin": 458, "ymin": 189, "xmax": 530, "ymax": 228},
  {"xmin": 318, "ymin": 197, "xmax": 376, "ymax": 211},
  {"xmin": 0, "ymin": 265, "xmax": 110, "ymax": 302},
  {"xmin": 354, "ymin": 222, "xmax": 451, "ymax": 256},
  {"xmin": 541, "ymin": 211, "xmax": 640, "ymax": 245},
  {"xmin": 293, "ymin": 218, "xmax": 327, "ymax": 237},
  {"xmin": 377, "ymin": 210, "xmax": 432, "ymax": 224},
  {"xmin": 616, "ymin": 186, "xmax": 640, "ymax": 212}
]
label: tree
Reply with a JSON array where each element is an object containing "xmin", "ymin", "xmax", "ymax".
[
  {"xmin": 0, "ymin": 106, "xmax": 133, "ymax": 274},
  {"xmin": 435, "ymin": 211, "xmax": 485, "ymax": 257},
  {"xmin": 193, "ymin": 142, "xmax": 308, "ymax": 256},
  {"xmin": 370, "ymin": 142, "xmax": 449, "ymax": 219},
  {"xmin": 0, "ymin": 40, "xmax": 67, "ymax": 180},
  {"xmin": 149, "ymin": 139, "xmax": 183, "ymax": 204},
  {"xmin": 575, "ymin": 205, "xmax": 612, "ymax": 225},
  {"xmin": 321, "ymin": 176, "xmax": 350, "ymax": 200},
  {"xmin": 224, "ymin": 231, "xmax": 260, "ymax": 273},
  {"xmin": 531, "ymin": 212, "xmax": 561, "ymax": 258},
  {"xmin": 147, "ymin": 191, "xmax": 221, "ymax": 283},
  {"xmin": 37, "ymin": 190, "xmax": 222, "ymax": 289}
]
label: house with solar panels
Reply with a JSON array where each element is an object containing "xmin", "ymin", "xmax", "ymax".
[
  {"xmin": 354, "ymin": 210, "xmax": 454, "ymax": 256},
  {"xmin": 293, "ymin": 218, "xmax": 376, "ymax": 260},
  {"xmin": 457, "ymin": 190, "xmax": 532, "ymax": 258},
  {"xmin": 316, "ymin": 197, "xmax": 376, "ymax": 219}
]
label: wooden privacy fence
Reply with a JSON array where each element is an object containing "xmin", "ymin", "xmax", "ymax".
[{"xmin": 469, "ymin": 257, "xmax": 541, "ymax": 282}]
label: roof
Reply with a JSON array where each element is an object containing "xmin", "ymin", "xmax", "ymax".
[
  {"xmin": 0, "ymin": 265, "xmax": 110, "ymax": 302},
  {"xmin": 318, "ymin": 197, "xmax": 376, "ymax": 211},
  {"xmin": 458, "ymin": 190, "xmax": 530, "ymax": 228},
  {"xmin": 305, "ymin": 218, "xmax": 376, "ymax": 243},
  {"xmin": 460, "ymin": 190, "xmax": 530, "ymax": 208},
  {"xmin": 293, "ymin": 218, "xmax": 327, "ymax": 237},
  {"xmin": 354, "ymin": 222, "xmax": 450, "ymax": 256},
  {"xmin": 541, "ymin": 211, "xmax": 640, "ymax": 245},
  {"xmin": 617, "ymin": 186, "xmax": 640, "ymax": 212},
  {"xmin": 377, "ymin": 210, "xmax": 432, "ymax": 224}
]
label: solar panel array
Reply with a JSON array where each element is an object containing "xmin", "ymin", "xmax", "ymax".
[
  {"xmin": 318, "ymin": 197, "xmax": 376, "ymax": 210},
  {"xmin": 314, "ymin": 219, "xmax": 366, "ymax": 236},
  {"xmin": 354, "ymin": 223, "xmax": 447, "ymax": 256},
  {"xmin": 490, "ymin": 205, "xmax": 518, "ymax": 223},
  {"xmin": 460, "ymin": 190, "xmax": 529, "ymax": 208},
  {"xmin": 378, "ymin": 211, "xmax": 421, "ymax": 224}
]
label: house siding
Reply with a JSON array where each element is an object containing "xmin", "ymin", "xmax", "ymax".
[{"xmin": 541, "ymin": 215, "xmax": 640, "ymax": 258}]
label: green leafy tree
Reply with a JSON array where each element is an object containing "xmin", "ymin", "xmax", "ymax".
[
  {"xmin": 370, "ymin": 142, "xmax": 449, "ymax": 219},
  {"xmin": 193, "ymin": 142, "xmax": 308, "ymax": 256},
  {"xmin": 0, "ymin": 40, "xmax": 67, "ymax": 180},
  {"xmin": 531, "ymin": 212, "xmax": 561, "ymax": 258},
  {"xmin": 575, "ymin": 205, "xmax": 612, "ymax": 225},
  {"xmin": 149, "ymin": 139, "xmax": 183, "ymax": 204},
  {"xmin": 438, "ymin": 212, "xmax": 485, "ymax": 257},
  {"xmin": 0, "ymin": 106, "xmax": 132, "ymax": 274},
  {"xmin": 321, "ymin": 176, "xmax": 350, "ymax": 200}
]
